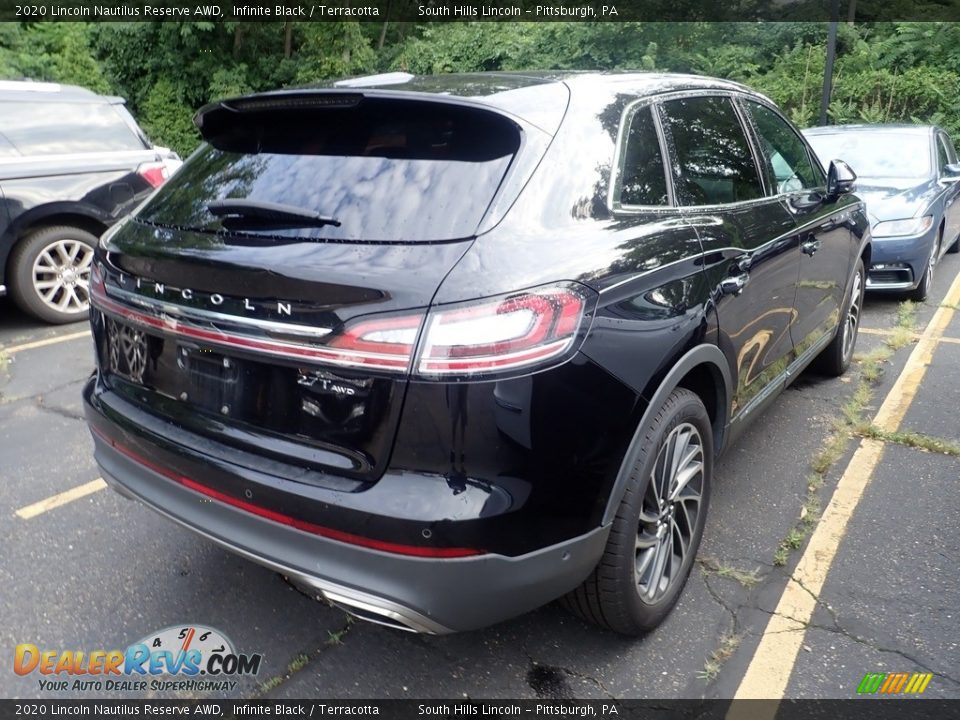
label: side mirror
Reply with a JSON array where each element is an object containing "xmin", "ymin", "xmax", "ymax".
[
  {"xmin": 941, "ymin": 163, "xmax": 960, "ymax": 183},
  {"xmin": 826, "ymin": 159, "xmax": 857, "ymax": 198}
]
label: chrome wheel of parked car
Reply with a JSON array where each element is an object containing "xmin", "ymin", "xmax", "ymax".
[
  {"xmin": 9, "ymin": 226, "xmax": 97, "ymax": 324},
  {"xmin": 910, "ymin": 232, "xmax": 940, "ymax": 302},
  {"xmin": 32, "ymin": 238, "xmax": 93, "ymax": 314},
  {"xmin": 636, "ymin": 422, "xmax": 704, "ymax": 604}
]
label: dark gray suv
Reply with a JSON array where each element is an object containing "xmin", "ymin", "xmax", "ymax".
[{"xmin": 0, "ymin": 80, "xmax": 180, "ymax": 323}]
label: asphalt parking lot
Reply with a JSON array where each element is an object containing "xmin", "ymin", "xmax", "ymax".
[{"xmin": 2, "ymin": 255, "xmax": 959, "ymax": 702}]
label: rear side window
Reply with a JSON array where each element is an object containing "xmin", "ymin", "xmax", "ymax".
[
  {"xmin": 616, "ymin": 105, "xmax": 669, "ymax": 207},
  {"xmin": 658, "ymin": 96, "xmax": 764, "ymax": 206},
  {"xmin": 0, "ymin": 101, "xmax": 148, "ymax": 155},
  {"xmin": 140, "ymin": 99, "xmax": 520, "ymax": 242},
  {"xmin": 745, "ymin": 101, "xmax": 824, "ymax": 193}
]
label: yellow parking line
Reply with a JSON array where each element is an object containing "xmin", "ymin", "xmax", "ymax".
[
  {"xmin": 2, "ymin": 330, "xmax": 91, "ymax": 355},
  {"xmin": 730, "ymin": 270, "xmax": 960, "ymax": 710},
  {"xmin": 14, "ymin": 478, "xmax": 107, "ymax": 519}
]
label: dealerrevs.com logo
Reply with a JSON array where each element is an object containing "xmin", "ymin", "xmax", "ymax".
[{"xmin": 14, "ymin": 625, "xmax": 262, "ymax": 693}]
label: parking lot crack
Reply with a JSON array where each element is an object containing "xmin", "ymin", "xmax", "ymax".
[
  {"xmin": 700, "ymin": 571, "xmax": 741, "ymax": 635},
  {"xmin": 809, "ymin": 623, "xmax": 960, "ymax": 688},
  {"xmin": 36, "ymin": 395, "xmax": 85, "ymax": 422},
  {"xmin": 248, "ymin": 612, "xmax": 354, "ymax": 698}
]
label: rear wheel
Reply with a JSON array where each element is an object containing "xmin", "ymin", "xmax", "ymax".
[
  {"xmin": 815, "ymin": 258, "xmax": 865, "ymax": 377},
  {"xmin": 562, "ymin": 388, "xmax": 712, "ymax": 635},
  {"xmin": 8, "ymin": 226, "xmax": 97, "ymax": 324},
  {"xmin": 948, "ymin": 234, "xmax": 959, "ymax": 254}
]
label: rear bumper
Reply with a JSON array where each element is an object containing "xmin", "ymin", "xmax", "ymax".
[
  {"xmin": 866, "ymin": 228, "xmax": 937, "ymax": 291},
  {"xmin": 84, "ymin": 375, "xmax": 610, "ymax": 633}
]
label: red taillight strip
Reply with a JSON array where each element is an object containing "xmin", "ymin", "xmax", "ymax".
[
  {"xmin": 90, "ymin": 280, "xmax": 412, "ymax": 371},
  {"xmin": 90, "ymin": 425, "xmax": 484, "ymax": 558},
  {"xmin": 418, "ymin": 338, "xmax": 572, "ymax": 375}
]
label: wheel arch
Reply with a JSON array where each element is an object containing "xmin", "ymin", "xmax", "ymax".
[
  {"xmin": 601, "ymin": 343, "xmax": 732, "ymax": 526},
  {"xmin": 3, "ymin": 204, "xmax": 109, "ymax": 281}
]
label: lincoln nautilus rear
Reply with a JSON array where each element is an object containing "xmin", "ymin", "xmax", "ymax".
[{"xmin": 84, "ymin": 72, "xmax": 870, "ymax": 635}]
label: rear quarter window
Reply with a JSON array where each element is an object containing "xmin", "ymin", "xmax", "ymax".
[
  {"xmin": 615, "ymin": 105, "xmax": 669, "ymax": 207},
  {"xmin": 0, "ymin": 101, "xmax": 148, "ymax": 155}
]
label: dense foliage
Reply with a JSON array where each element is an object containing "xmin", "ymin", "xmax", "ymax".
[{"xmin": 2, "ymin": 21, "xmax": 958, "ymax": 155}]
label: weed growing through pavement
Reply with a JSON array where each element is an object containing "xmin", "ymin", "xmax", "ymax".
[{"xmin": 698, "ymin": 633, "xmax": 742, "ymax": 682}]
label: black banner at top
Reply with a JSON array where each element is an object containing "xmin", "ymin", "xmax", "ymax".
[{"xmin": 2, "ymin": 0, "xmax": 960, "ymax": 22}]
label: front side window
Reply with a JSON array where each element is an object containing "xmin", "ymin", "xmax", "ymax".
[
  {"xmin": 616, "ymin": 105, "xmax": 669, "ymax": 207},
  {"xmin": 745, "ymin": 101, "xmax": 824, "ymax": 194},
  {"xmin": 936, "ymin": 134, "xmax": 952, "ymax": 173},
  {"xmin": 657, "ymin": 96, "xmax": 763, "ymax": 207}
]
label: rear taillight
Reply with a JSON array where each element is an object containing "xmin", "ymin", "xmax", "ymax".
[
  {"xmin": 327, "ymin": 313, "xmax": 424, "ymax": 371},
  {"xmin": 329, "ymin": 283, "xmax": 593, "ymax": 379},
  {"xmin": 418, "ymin": 284, "xmax": 592, "ymax": 379},
  {"xmin": 137, "ymin": 161, "xmax": 169, "ymax": 188}
]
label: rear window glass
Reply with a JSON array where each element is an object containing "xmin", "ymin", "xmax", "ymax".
[
  {"xmin": 140, "ymin": 99, "xmax": 520, "ymax": 242},
  {"xmin": 0, "ymin": 101, "xmax": 148, "ymax": 155}
]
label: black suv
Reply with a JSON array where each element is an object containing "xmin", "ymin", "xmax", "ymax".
[
  {"xmin": 0, "ymin": 81, "xmax": 179, "ymax": 323},
  {"xmin": 83, "ymin": 72, "xmax": 869, "ymax": 635}
]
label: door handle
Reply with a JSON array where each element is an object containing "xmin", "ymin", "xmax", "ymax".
[
  {"xmin": 801, "ymin": 239, "xmax": 821, "ymax": 256},
  {"xmin": 720, "ymin": 274, "xmax": 749, "ymax": 296}
]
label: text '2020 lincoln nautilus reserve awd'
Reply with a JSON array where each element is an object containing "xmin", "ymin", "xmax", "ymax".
[{"xmin": 83, "ymin": 72, "xmax": 870, "ymax": 635}]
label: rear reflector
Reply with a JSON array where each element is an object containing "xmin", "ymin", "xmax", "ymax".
[{"xmin": 90, "ymin": 425, "xmax": 485, "ymax": 558}]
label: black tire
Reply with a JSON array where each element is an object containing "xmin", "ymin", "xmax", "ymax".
[
  {"xmin": 562, "ymin": 388, "xmax": 712, "ymax": 635},
  {"xmin": 907, "ymin": 230, "xmax": 941, "ymax": 303},
  {"xmin": 948, "ymin": 233, "xmax": 959, "ymax": 254},
  {"xmin": 815, "ymin": 258, "xmax": 865, "ymax": 377},
  {"xmin": 8, "ymin": 226, "xmax": 97, "ymax": 324}
]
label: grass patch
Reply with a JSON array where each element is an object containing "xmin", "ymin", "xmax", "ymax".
[
  {"xmin": 698, "ymin": 633, "xmax": 742, "ymax": 682},
  {"xmin": 326, "ymin": 617, "xmax": 353, "ymax": 646},
  {"xmin": 883, "ymin": 300, "xmax": 919, "ymax": 350},
  {"xmin": 287, "ymin": 654, "xmax": 309, "ymax": 673},
  {"xmin": 858, "ymin": 425, "xmax": 960, "ymax": 457},
  {"xmin": 699, "ymin": 556, "xmax": 761, "ymax": 588},
  {"xmin": 773, "ymin": 546, "xmax": 790, "ymax": 567},
  {"xmin": 895, "ymin": 299, "xmax": 918, "ymax": 329},
  {"xmin": 258, "ymin": 675, "xmax": 284, "ymax": 694},
  {"xmin": 856, "ymin": 348, "xmax": 889, "ymax": 384}
]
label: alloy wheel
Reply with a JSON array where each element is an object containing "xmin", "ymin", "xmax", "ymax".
[
  {"xmin": 926, "ymin": 244, "xmax": 937, "ymax": 292},
  {"xmin": 842, "ymin": 267, "xmax": 863, "ymax": 361},
  {"xmin": 635, "ymin": 422, "xmax": 704, "ymax": 604},
  {"xmin": 31, "ymin": 238, "xmax": 93, "ymax": 314}
]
